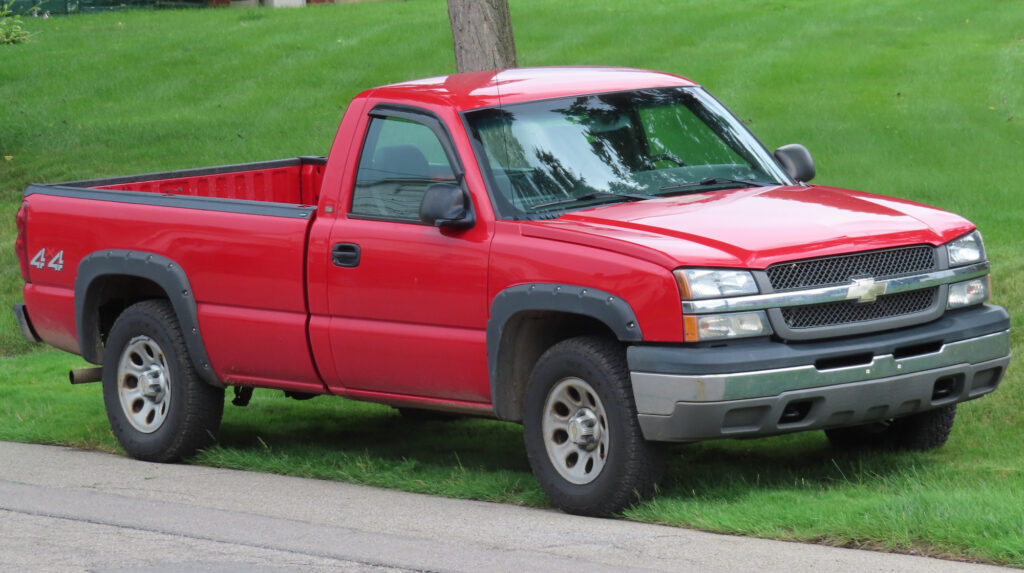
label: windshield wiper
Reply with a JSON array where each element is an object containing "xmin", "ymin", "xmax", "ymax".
[
  {"xmin": 527, "ymin": 191, "xmax": 651, "ymax": 212},
  {"xmin": 659, "ymin": 177, "xmax": 770, "ymax": 193}
]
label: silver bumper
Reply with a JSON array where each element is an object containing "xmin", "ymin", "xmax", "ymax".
[{"xmin": 631, "ymin": 329, "xmax": 1011, "ymax": 442}]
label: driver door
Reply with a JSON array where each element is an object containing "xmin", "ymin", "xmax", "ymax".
[{"xmin": 323, "ymin": 107, "xmax": 492, "ymax": 404}]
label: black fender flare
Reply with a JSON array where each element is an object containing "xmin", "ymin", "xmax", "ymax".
[
  {"xmin": 75, "ymin": 250, "xmax": 220, "ymax": 387},
  {"xmin": 486, "ymin": 283, "xmax": 643, "ymax": 420}
]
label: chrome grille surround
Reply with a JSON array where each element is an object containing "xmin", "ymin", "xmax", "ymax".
[
  {"xmin": 680, "ymin": 262, "xmax": 987, "ymax": 315},
  {"xmin": 679, "ymin": 250, "xmax": 995, "ymax": 342},
  {"xmin": 764, "ymin": 246, "xmax": 941, "ymax": 335}
]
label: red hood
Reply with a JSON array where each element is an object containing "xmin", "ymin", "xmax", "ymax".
[{"xmin": 520, "ymin": 185, "xmax": 974, "ymax": 269}]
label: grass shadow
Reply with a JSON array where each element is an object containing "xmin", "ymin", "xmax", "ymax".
[
  {"xmin": 659, "ymin": 434, "xmax": 939, "ymax": 500},
  {"xmin": 203, "ymin": 389, "xmax": 941, "ymax": 514},
  {"xmin": 197, "ymin": 392, "xmax": 544, "ymax": 505}
]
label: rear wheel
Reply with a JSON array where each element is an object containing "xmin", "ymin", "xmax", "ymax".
[
  {"xmin": 102, "ymin": 300, "xmax": 224, "ymax": 462},
  {"xmin": 523, "ymin": 336, "xmax": 664, "ymax": 517},
  {"xmin": 825, "ymin": 404, "xmax": 957, "ymax": 451}
]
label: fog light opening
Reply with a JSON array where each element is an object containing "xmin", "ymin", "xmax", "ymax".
[
  {"xmin": 932, "ymin": 374, "xmax": 963, "ymax": 401},
  {"xmin": 779, "ymin": 400, "xmax": 813, "ymax": 425}
]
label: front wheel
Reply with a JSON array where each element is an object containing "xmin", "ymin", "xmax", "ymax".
[
  {"xmin": 523, "ymin": 336, "xmax": 664, "ymax": 517},
  {"xmin": 102, "ymin": 300, "xmax": 224, "ymax": 462}
]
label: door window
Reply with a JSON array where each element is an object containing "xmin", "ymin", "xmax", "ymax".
[{"xmin": 351, "ymin": 116, "xmax": 458, "ymax": 222}]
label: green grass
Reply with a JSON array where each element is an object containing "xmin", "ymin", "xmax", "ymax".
[{"xmin": 1, "ymin": 0, "xmax": 1022, "ymax": 567}]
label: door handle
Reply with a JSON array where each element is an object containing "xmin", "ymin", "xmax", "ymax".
[{"xmin": 331, "ymin": 243, "xmax": 361, "ymax": 268}]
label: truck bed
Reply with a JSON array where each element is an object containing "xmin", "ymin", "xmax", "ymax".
[
  {"xmin": 20, "ymin": 157, "xmax": 327, "ymax": 391},
  {"xmin": 65, "ymin": 156, "xmax": 327, "ymax": 206}
]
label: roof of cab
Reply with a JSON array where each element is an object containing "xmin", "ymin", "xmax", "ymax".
[{"xmin": 360, "ymin": 67, "xmax": 698, "ymax": 112}]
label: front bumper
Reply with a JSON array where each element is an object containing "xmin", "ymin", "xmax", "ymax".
[{"xmin": 628, "ymin": 305, "xmax": 1011, "ymax": 442}]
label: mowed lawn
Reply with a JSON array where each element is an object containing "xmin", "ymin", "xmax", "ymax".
[{"xmin": 1, "ymin": 0, "xmax": 1022, "ymax": 566}]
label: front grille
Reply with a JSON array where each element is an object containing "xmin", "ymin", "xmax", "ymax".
[
  {"xmin": 766, "ymin": 246, "xmax": 936, "ymax": 291},
  {"xmin": 781, "ymin": 288, "xmax": 938, "ymax": 329}
]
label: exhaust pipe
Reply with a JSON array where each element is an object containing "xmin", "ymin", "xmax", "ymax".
[{"xmin": 69, "ymin": 367, "xmax": 103, "ymax": 385}]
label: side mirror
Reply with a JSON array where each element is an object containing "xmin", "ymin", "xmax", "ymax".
[
  {"xmin": 419, "ymin": 183, "xmax": 475, "ymax": 229},
  {"xmin": 773, "ymin": 144, "xmax": 816, "ymax": 183}
]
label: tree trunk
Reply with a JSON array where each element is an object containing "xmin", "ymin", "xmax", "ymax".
[{"xmin": 447, "ymin": 0, "xmax": 518, "ymax": 73}]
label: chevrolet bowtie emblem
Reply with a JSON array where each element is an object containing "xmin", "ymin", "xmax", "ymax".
[{"xmin": 846, "ymin": 277, "xmax": 886, "ymax": 303}]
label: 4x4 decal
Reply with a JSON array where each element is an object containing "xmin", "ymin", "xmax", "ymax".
[{"xmin": 29, "ymin": 248, "xmax": 64, "ymax": 272}]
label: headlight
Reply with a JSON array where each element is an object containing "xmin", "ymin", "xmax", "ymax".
[
  {"xmin": 684, "ymin": 311, "xmax": 773, "ymax": 342},
  {"xmin": 675, "ymin": 269, "xmax": 758, "ymax": 299},
  {"xmin": 947, "ymin": 277, "xmax": 989, "ymax": 309},
  {"xmin": 947, "ymin": 231, "xmax": 985, "ymax": 267}
]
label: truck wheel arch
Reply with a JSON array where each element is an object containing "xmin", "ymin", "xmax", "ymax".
[
  {"xmin": 486, "ymin": 284, "xmax": 642, "ymax": 422},
  {"xmin": 75, "ymin": 250, "xmax": 221, "ymax": 388}
]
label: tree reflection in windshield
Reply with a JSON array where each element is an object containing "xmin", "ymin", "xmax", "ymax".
[{"xmin": 465, "ymin": 87, "xmax": 791, "ymax": 218}]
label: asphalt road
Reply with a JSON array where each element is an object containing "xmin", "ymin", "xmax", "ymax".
[{"xmin": 0, "ymin": 441, "xmax": 1009, "ymax": 572}]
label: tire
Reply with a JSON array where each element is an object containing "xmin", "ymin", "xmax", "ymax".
[
  {"xmin": 825, "ymin": 404, "xmax": 956, "ymax": 451},
  {"xmin": 102, "ymin": 300, "xmax": 224, "ymax": 462},
  {"xmin": 523, "ymin": 336, "xmax": 664, "ymax": 517}
]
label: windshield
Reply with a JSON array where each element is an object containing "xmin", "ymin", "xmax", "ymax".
[{"xmin": 464, "ymin": 87, "xmax": 792, "ymax": 218}]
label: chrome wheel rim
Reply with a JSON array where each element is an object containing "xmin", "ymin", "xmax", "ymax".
[
  {"xmin": 541, "ymin": 377, "xmax": 609, "ymax": 485},
  {"xmin": 117, "ymin": 335, "xmax": 171, "ymax": 434}
]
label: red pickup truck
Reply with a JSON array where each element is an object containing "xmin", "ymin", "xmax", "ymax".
[{"xmin": 14, "ymin": 67, "xmax": 1011, "ymax": 516}]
